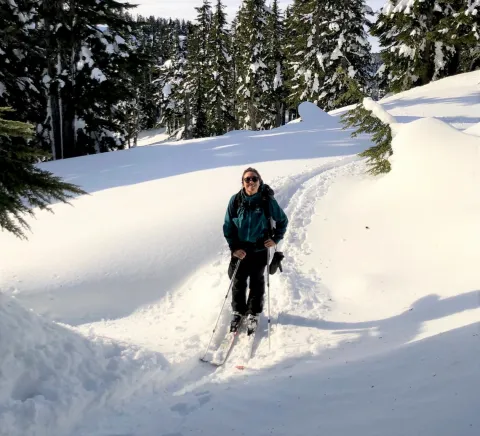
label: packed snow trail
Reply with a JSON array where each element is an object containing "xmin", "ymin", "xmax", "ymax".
[{"xmin": 71, "ymin": 155, "xmax": 367, "ymax": 435}]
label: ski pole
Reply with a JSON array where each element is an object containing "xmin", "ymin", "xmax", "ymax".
[
  {"xmin": 200, "ymin": 257, "xmax": 242, "ymax": 362},
  {"xmin": 267, "ymin": 247, "xmax": 271, "ymax": 351}
]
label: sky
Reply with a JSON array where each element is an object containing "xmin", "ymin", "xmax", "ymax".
[{"xmin": 126, "ymin": 0, "xmax": 387, "ymax": 51}]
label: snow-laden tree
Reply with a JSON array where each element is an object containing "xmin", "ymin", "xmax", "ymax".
[
  {"xmin": 156, "ymin": 23, "xmax": 188, "ymax": 136},
  {"xmin": 371, "ymin": 0, "xmax": 456, "ymax": 93},
  {"xmin": 235, "ymin": 0, "xmax": 272, "ymax": 130},
  {"xmin": 434, "ymin": 0, "xmax": 480, "ymax": 72},
  {"xmin": 265, "ymin": 0, "xmax": 287, "ymax": 127},
  {"xmin": 0, "ymin": 0, "xmax": 47, "ymax": 151},
  {"xmin": 289, "ymin": 0, "xmax": 373, "ymax": 111},
  {"xmin": 41, "ymin": 0, "xmax": 144, "ymax": 158},
  {"xmin": 0, "ymin": 107, "xmax": 86, "ymax": 239},
  {"xmin": 208, "ymin": 0, "xmax": 235, "ymax": 135},
  {"xmin": 283, "ymin": 1, "xmax": 310, "ymax": 118},
  {"xmin": 183, "ymin": 0, "xmax": 213, "ymax": 139}
]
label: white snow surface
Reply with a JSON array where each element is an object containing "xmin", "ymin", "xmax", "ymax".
[
  {"xmin": 136, "ymin": 127, "xmax": 169, "ymax": 146},
  {"xmin": 332, "ymin": 70, "xmax": 480, "ymax": 132},
  {"xmin": 465, "ymin": 121, "xmax": 480, "ymax": 137},
  {"xmin": 1, "ymin": 71, "xmax": 480, "ymax": 436}
]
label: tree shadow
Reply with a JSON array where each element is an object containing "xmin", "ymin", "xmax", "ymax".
[
  {"xmin": 38, "ymin": 120, "xmax": 372, "ymax": 195},
  {"xmin": 277, "ymin": 290, "xmax": 480, "ymax": 359},
  {"xmin": 95, "ymin": 292, "xmax": 480, "ymax": 436},
  {"xmin": 381, "ymin": 93, "xmax": 480, "ymax": 109},
  {"xmin": 170, "ymin": 322, "xmax": 480, "ymax": 436}
]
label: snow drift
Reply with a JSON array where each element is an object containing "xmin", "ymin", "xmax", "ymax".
[{"xmin": 0, "ymin": 294, "xmax": 166, "ymax": 436}]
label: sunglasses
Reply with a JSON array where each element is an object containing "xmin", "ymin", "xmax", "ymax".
[{"xmin": 243, "ymin": 176, "xmax": 259, "ymax": 183}]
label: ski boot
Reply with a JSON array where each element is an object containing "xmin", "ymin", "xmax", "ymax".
[
  {"xmin": 246, "ymin": 314, "xmax": 259, "ymax": 336},
  {"xmin": 230, "ymin": 312, "xmax": 243, "ymax": 333}
]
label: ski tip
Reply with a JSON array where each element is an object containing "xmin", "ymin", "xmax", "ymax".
[{"xmin": 235, "ymin": 365, "xmax": 246, "ymax": 370}]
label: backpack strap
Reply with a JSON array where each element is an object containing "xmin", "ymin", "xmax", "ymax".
[
  {"xmin": 231, "ymin": 190, "xmax": 243, "ymax": 219},
  {"xmin": 261, "ymin": 186, "xmax": 274, "ymax": 237}
]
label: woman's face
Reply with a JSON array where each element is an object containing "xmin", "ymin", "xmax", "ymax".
[{"xmin": 243, "ymin": 171, "xmax": 260, "ymax": 196}]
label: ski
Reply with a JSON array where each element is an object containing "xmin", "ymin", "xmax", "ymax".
[
  {"xmin": 235, "ymin": 319, "xmax": 260, "ymax": 370},
  {"xmin": 200, "ymin": 318, "xmax": 244, "ymax": 366}
]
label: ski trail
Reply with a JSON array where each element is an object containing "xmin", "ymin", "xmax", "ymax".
[
  {"xmin": 241, "ymin": 158, "xmax": 366, "ymax": 369},
  {"xmin": 73, "ymin": 156, "xmax": 366, "ymax": 436}
]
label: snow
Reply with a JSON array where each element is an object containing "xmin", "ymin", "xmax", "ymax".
[
  {"xmin": 0, "ymin": 294, "xmax": 164, "ymax": 436},
  {"xmin": 331, "ymin": 70, "xmax": 480, "ymax": 131},
  {"xmin": 363, "ymin": 97, "xmax": 400, "ymax": 134},
  {"xmin": 297, "ymin": 101, "xmax": 338, "ymax": 126},
  {"xmin": 1, "ymin": 71, "xmax": 480, "ymax": 436},
  {"xmin": 465, "ymin": 122, "xmax": 480, "ymax": 137},
  {"xmin": 136, "ymin": 127, "xmax": 169, "ymax": 146},
  {"xmin": 77, "ymin": 46, "xmax": 94, "ymax": 70},
  {"xmin": 90, "ymin": 67, "xmax": 106, "ymax": 83}
]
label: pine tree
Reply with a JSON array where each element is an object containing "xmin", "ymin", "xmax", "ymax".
[
  {"xmin": 289, "ymin": 0, "xmax": 373, "ymax": 111},
  {"xmin": 337, "ymin": 72, "xmax": 392, "ymax": 175},
  {"xmin": 129, "ymin": 15, "xmax": 166, "ymax": 132},
  {"xmin": 41, "ymin": 0, "xmax": 145, "ymax": 158},
  {"xmin": 208, "ymin": 0, "xmax": 235, "ymax": 135},
  {"xmin": 0, "ymin": 0, "xmax": 47, "ymax": 151},
  {"xmin": 283, "ymin": 1, "xmax": 310, "ymax": 120},
  {"xmin": 371, "ymin": 0, "xmax": 453, "ymax": 93},
  {"xmin": 265, "ymin": 0, "xmax": 287, "ymax": 127},
  {"xmin": 435, "ymin": 0, "xmax": 480, "ymax": 72},
  {"xmin": 235, "ymin": 0, "xmax": 271, "ymax": 130},
  {"xmin": 157, "ymin": 22, "xmax": 188, "ymax": 137},
  {"xmin": 0, "ymin": 107, "xmax": 86, "ymax": 239},
  {"xmin": 183, "ymin": 0, "xmax": 213, "ymax": 139}
]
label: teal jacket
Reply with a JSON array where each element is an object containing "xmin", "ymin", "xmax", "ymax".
[{"xmin": 223, "ymin": 185, "xmax": 288, "ymax": 252}]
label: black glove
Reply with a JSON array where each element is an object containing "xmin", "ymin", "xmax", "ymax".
[{"xmin": 269, "ymin": 251, "xmax": 284, "ymax": 275}]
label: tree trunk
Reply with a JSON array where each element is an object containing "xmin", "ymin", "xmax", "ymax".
[{"xmin": 43, "ymin": 0, "xmax": 63, "ymax": 159}]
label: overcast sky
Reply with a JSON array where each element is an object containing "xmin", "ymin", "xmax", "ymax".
[{"xmin": 125, "ymin": 0, "xmax": 386, "ymax": 51}]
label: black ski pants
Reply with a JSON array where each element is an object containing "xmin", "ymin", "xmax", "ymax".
[{"xmin": 228, "ymin": 249, "xmax": 268, "ymax": 316}]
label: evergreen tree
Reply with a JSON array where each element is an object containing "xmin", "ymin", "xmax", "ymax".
[
  {"xmin": 283, "ymin": 1, "xmax": 309, "ymax": 120},
  {"xmin": 0, "ymin": 0, "xmax": 47, "ymax": 151},
  {"xmin": 0, "ymin": 107, "xmax": 86, "ymax": 239},
  {"xmin": 130, "ymin": 16, "xmax": 167, "ymax": 131},
  {"xmin": 208, "ymin": 0, "xmax": 235, "ymax": 135},
  {"xmin": 289, "ymin": 0, "xmax": 373, "ymax": 111},
  {"xmin": 435, "ymin": 0, "xmax": 480, "ymax": 72},
  {"xmin": 41, "ymin": 0, "xmax": 144, "ymax": 158},
  {"xmin": 156, "ymin": 22, "xmax": 188, "ymax": 136},
  {"xmin": 371, "ymin": 0, "xmax": 453, "ymax": 93},
  {"xmin": 265, "ymin": 0, "xmax": 287, "ymax": 127},
  {"xmin": 184, "ymin": 0, "xmax": 213, "ymax": 139},
  {"xmin": 235, "ymin": 0, "xmax": 271, "ymax": 130},
  {"xmin": 337, "ymin": 72, "xmax": 392, "ymax": 175}
]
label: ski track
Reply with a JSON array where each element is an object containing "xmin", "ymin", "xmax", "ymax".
[{"xmin": 73, "ymin": 156, "xmax": 366, "ymax": 436}]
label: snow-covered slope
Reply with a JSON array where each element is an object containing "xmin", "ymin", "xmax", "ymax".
[
  {"xmin": 332, "ymin": 70, "xmax": 480, "ymax": 131},
  {"xmin": 1, "ymin": 73, "xmax": 480, "ymax": 436}
]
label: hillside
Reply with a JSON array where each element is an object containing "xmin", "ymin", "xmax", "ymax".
[{"xmin": 0, "ymin": 71, "xmax": 479, "ymax": 436}]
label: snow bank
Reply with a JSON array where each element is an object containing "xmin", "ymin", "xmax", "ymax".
[
  {"xmin": 308, "ymin": 117, "xmax": 480, "ymax": 331},
  {"xmin": 464, "ymin": 122, "xmax": 480, "ymax": 137},
  {"xmin": 136, "ymin": 127, "xmax": 169, "ymax": 146},
  {"xmin": 330, "ymin": 71, "xmax": 480, "ymax": 131},
  {"xmin": 363, "ymin": 97, "xmax": 401, "ymax": 135},
  {"xmin": 298, "ymin": 101, "xmax": 339, "ymax": 127},
  {"xmin": 0, "ymin": 293, "xmax": 165, "ymax": 436}
]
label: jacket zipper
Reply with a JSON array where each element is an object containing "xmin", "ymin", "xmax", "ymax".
[{"xmin": 247, "ymin": 206, "xmax": 251, "ymax": 241}]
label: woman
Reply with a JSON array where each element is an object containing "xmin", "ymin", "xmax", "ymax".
[{"xmin": 223, "ymin": 167, "xmax": 288, "ymax": 333}]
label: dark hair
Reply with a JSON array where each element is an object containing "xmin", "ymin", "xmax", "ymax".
[{"xmin": 242, "ymin": 167, "xmax": 262, "ymax": 183}]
